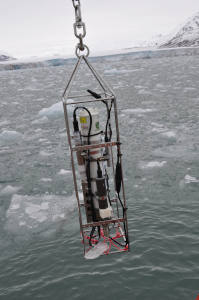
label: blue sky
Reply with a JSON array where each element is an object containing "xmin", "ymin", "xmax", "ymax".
[{"xmin": 1, "ymin": 0, "xmax": 199, "ymax": 58}]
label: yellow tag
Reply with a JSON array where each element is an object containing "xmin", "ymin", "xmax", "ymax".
[{"xmin": 80, "ymin": 116, "xmax": 87, "ymax": 124}]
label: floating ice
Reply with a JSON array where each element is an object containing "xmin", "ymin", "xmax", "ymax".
[
  {"xmin": 32, "ymin": 116, "xmax": 49, "ymax": 124},
  {"xmin": 184, "ymin": 87, "xmax": 196, "ymax": 91},
  {"xmin": 0, "ymin": 130, "xmax": 23, "ymax": 146},
  {"xmin": 58, "ymin": 169, "xmax": 72, "ymax": 175},
  {"xmin": 39, "ymin": 150, "xmax": 53, "ymax": 157},
  {"xmin": 104, "ymin": 68, "xmax": 140, "ymax": 75},
  {"xmin": 38, "ymin": 138, "xmax": 49, "ymax": 143},
  {"xmin": 184, "ymin": 175, "xmax": 199, "ymax": 184},
  {"xmin": 140, "ymin": 161, "xmax": 167, "ymax": 169},
  {"xmin": 39, "ymin": 102, "xmax": 63, "ymax": 118},
  {"xmin": 5, "ymin": 194, "xmax": 76, "ymax": 234},
  {"xmin": 104, "ymin": 68, "xmax": 126, "ymax": 75},
  {"xmin": 161, "ymin": 131, "xmax": 176, "ymax": 138},
  {"xmin": 122, "ymin": 108, "xmax": 155, "ymax": 114},
  {"xmin": 156, "ymin": 83, "xmax": 165, "ymax": 88},
  {"xmin": 0, "ymin": 185, "xmax": 21, "ymax": 195},
  {"xmin": 40, "ymin": 178, "xmax": 52, "ymax": 182},
  {"xmin": 38, "ymin": 100, "xmax": 74, "ymax": 119},
  {"xmin": 0, "ymin": 120, "xmax": 10, "ymax": 127},
  {"xmin": 138, "ymin": 89, "xmax": 151, "ymax": 95},
  {"xmin": 85, "ymin": 241, "xmax": 109, "ymax": 259},
  {"xmin": 151, "ymin": 123, "xmax": 166, "ymax": 133}
]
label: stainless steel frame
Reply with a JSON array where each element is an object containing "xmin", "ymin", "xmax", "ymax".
[{"xmin": 62, "ymin": 55, "xmax": 129, "ymax": 256}]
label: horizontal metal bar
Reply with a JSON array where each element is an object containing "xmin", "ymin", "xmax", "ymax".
[
  {"xmin": 73, "ymin": 141, "xmax": 119, "ymax": 152},
  {"xmin": 80, "ymin": 198, "xmax": 118, "ymax": 207},
  {"xmin": 104, "ymin": 250, "xmax": 129, "ymax": 255},
  {"xmin": 65, "ymin": 97, "xmax": 114, "ymax": 106},
  {"xmin": 69, "ymin": 94, "xmax": 107, "ymax": 99},
  {"xmin": 82, "ymin": 218, "xmax": 125, "ymax": 228},
  {"xmin": 110, "ymin": 198, "xmax": 118, "ymax": 203}
]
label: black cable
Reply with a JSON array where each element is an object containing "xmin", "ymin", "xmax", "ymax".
[
  {"xmin": 105, "ymin": 170, "xmax": 112, "ymax": 207},
  {"xmin": 104, "ymin": 100, "xmax": 113, "ymax": 142},
  {"xmin": 87, "ymin": 89, "xmax": 113, "ymax": 143},
  {"xmin": 110, "ymin": 237, "xmax": 126, "ymax": 248},
  {"xmin": 81, "ymin": 131, "xmax": 103, "ymax": 138},
  {"xmin": 87, "ymin": 89, "xmax": 101, "ymax": 99},
  {"xmin": 115, "ymin": 151, "xmax": 129, "ymax": 246},
  {"xmin": 89, "ymin": 227, "xmax": 96, "ymax": 246}
]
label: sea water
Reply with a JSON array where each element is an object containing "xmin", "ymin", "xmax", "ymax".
[{"xmin": 0, "ymin": 52, "xmax": 199, "ymax": 299}]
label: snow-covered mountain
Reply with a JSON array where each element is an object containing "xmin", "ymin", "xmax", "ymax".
[
  {"xmin": 160, "ymin": 12, "xmax": 199, "ymax": 48},
  {"xmin": 0, "ymin": 51, "xmax": 14, "ymax": 61}
]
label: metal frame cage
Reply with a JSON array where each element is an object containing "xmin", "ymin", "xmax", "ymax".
[{"xmin": 62, "ymin": 55, "xmax": 129, "ymax": 257}]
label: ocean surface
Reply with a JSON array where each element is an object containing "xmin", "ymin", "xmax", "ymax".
[{"xmin": 0, "ymin": 52, "xmax": 199, "ymax": 299}]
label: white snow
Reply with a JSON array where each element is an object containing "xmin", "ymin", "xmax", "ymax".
[
  {"xmin": 58, "ymin": 169, "xmax": 72, "ymax": 175},
  {"xmin": 0, "ymin": 130, "xmax": 23, "ymax": 145},
  {"xmin": 161, "ymin": 11, "xmax": 199, "ymax": 47}
]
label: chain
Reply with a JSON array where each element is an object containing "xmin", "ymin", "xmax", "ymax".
[{"xmin": 72, "ymin": 0, "xmax": 89, "ymax": 57}]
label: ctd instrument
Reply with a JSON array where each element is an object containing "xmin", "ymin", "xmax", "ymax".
[{"xmin": 62, "ymin": 0, "xmax": 129, "ymax": 259}]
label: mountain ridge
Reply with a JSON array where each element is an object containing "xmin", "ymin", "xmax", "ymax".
[
  {"xmin": 160, "ymin": 12, "xmax": 199, "ymax": 48},
  {"xmin": 0, "ymin": 51, "xmax": 15, "ymax": 61}
]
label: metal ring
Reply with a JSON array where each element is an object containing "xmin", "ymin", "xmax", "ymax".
[
  {"xmin": 73, "ymin": 22, "xmax": 86, "ymax": 38},
  {"xmin": 72, "ymin": 0, "xmax": 80, "ymax": 8},
  {"xmin": 75, "ymin": 44, "xmax": 90, "ymax": 58}
]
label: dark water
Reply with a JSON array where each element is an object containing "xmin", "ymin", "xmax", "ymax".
[{"xmin": 0, "ymin": 52, "xmax": 199, "ymax": 299}]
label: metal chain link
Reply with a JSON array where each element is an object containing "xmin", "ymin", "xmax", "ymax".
[{"xmin": 72, "ymin": 0, "xmax": 89, "ymax": 57}]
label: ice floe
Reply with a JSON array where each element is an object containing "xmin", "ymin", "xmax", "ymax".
[
  {"xmin": 5, "ymin": 194, "xmax": 76, "ymax": 234},
  {"xmin": 39, "ymin": 150, "xmax": 54, "ymax": 157},
  {"xmin": 0, "ymin": 185, "xmax": 21, "ymax": 195},
  {"xmin": 32, "ymin": 116, "xmax": 49, "ymax": 124},
  {"xmin": 58, "ymin": 169, "xmax": 72, "ymax": 175},
  {"xmin": 0, "ymin": 120, "xmax": 10, "ymax": 127},
  {"xmin": 122, "ymin": 108, "xmax": 155, "ymax": 114},
  {"xmin": 184, "ymin": 174, "xmax": 199, "ymax": 184},
  {"xmin": 140, "ymin": 161, "xmax": 167, "ymax": 169},
  {"xmin": 151, "ymin": 122, "xmax": 165, "ymax": 129},
  {"xmin": 39, "ymin": 102, "xmax": 63, "ymax": 118},
  {"xmin": 40, "ymin": 178, "xmax": 52, "ymax": 182},
  {"xmin": 104, "ymin": 68, "xmax": 141, "ymax": 75},
  {"xmin": 161, "ymin": 131, "xmax": 176, "ymax": 138},
  {"xmin": 38, "ymin": 100, "xmax": 74, "ymax": 119},
  {"xmin": 0, "ymin": 130, "xmax": 23, "ymax": 146}
]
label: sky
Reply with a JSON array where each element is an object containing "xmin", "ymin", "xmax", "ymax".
[{"xmin": 0, "ymin": 0, "xmax": 199, "ymax": 58}]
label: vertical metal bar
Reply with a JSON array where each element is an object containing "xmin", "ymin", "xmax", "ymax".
[
  {"xmin": 63, "ymin": 101, "xmax": 86, "ymax": 255},
  {"xmin": 110, "ymin": 144, "xmax": 120, "ymax": 219},
  {"xmin": 113, "ymin": 96, "xmax": 130, "ymax": 250}
]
